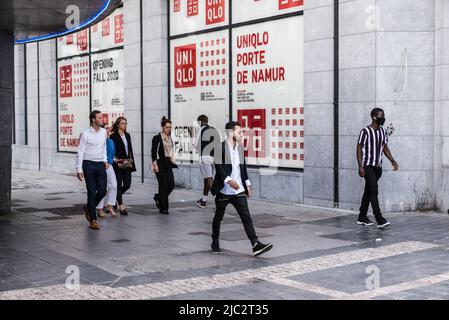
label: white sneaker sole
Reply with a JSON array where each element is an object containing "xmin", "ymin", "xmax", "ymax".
[
  {"xmin": 196, "ymin": 202, "xmax": 206, "ymax": 209},
  {"xmin": 377, "ymin": 221, "xmax": 391, "ymax": 229},
  {"xmin": 357, "ymin": 221, "xmax": 374, "ymax": 226},
  {"xmin": 253, "ymin": 244, "xmax": 273, "ymax": 257}
]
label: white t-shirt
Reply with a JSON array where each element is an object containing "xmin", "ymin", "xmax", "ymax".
[
  {"xmin": 220, "ymin": 142, "xmax": 251, "ymax": 195},
  {"xmin": 121, "ymin": 134, "xmax": 129, "ymax": 157}
]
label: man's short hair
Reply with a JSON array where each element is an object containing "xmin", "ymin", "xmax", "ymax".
[
  {"xmin": 197, "ymin": 114, "xmax": 208, "ymax": 124},
  {"xmin": 371, "ymin": 107, "xmax": 384, "ymax": 119},
  {"xmin": 225, "ymin": 121, "xmax": 241, "ymax": 131},
  {"xmin": 90, "ymin": 110, "xmax": 102, "ymax": 123}
]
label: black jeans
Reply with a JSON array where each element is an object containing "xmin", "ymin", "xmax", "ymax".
[
  {"xmin": 115, "ymin": 169, "xmax": 132, "ymax": 206},
  {"xmin": 212, "ymin": 192, "xmax": 258, "ymax": 245},
  {"xmin": 359, "ymin": 166, "xmax": 383, "ymax": 220},
  {"xmin": 155, "ymin": 167, "xmax": 175, "ymax": 212},
  {"xmin": 82, "ymin": 160, "xmax": 107, "ymax": 221}
]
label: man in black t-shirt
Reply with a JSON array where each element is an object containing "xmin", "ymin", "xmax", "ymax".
[{"xmin": 194, "ymin": 115, "xmax": 220, "ymax": 209}]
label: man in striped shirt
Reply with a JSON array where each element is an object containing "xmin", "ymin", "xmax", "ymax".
[{"xmin": 356, "ymin": 107, "xmax": 399, "ymax": 228}]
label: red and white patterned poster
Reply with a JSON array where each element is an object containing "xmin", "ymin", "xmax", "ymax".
[
  {"xmin": 170, "ymin": 0, "xmax": 229, "ymax": 36},
  {"xmin": 91, "ymin": 7, "xmax": 124, "ymax": 52},
  {"xmin": 170, "ymin": 30, "xmax": 229, "ymax": 162},
  {"xmin": 233, "ymin": 0, "xmax": 303, "ymax": 23},
  {"xmin": 232, "ymin": 16, "xmax": 304, "ymax": 168},
  {"xmin": 57, "ymin": 29, "xmax": 90, "ymax": 58},
  {"xmin": 57, "ymin": 56, "xmax": 90, "ymax": 152}
]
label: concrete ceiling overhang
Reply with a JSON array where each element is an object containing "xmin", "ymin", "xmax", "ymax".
[{"xmin": 0, "ymin": 0, "xmax": 122, "ymax": 43}]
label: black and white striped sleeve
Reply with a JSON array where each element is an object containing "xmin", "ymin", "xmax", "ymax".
[{"xmin": 358, "ymin": 129, "xmax": 367, "ymax": 145}]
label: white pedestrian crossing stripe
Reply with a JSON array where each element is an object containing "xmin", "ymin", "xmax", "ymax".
[{"xmin": 0, "ymin": 241, "xmax": 438, "ymax": 300}]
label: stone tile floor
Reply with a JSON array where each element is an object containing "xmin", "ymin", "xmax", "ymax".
[{"xmin": 1, "ymin": 169, "xmax": 449, "ymax": 300}]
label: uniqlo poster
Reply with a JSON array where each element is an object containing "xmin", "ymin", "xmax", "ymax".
[
  {"xmin": 91, "ymin": 50, "xmax": 125, "ymax": 127},
  {"xmin": 232, "ymin": 0, "xmax": 303, "ymax": 24},
  {"xmin": 91, "ymin": 7, "xmax": 124, "ymax": 52},
  {"xmin": 57, "ymin": 56, "xmax": 90, "ymax": 152},
  {"xmin": 232, "ymin": 16, "xmax": 304, "ymax": 169},
  {"xmin": 57, "ymin": 29, "xmax": 90, "ymax": 58},
  {"xmin": 169, "ymin": 0, "xmax": 229, "ymax": 36},
  {"xmin": 170, "ymin": 30, "xmax": 229, "ymax": 162}
]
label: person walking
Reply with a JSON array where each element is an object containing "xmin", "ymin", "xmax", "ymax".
[
  {"xmin": 76, "ymin": 110, "xmax": 108, "ymax": 230},
  {"xmin": 193, "ymin": 114, "xmax": 220, "ymax": 209},
  {"xmin": 151, "ymin": 117, "xmax": 178, "ymax": 215},
  {"xmin": 110, "ymin": 117, "xmax": 136, "ymax": 216},
  {"xmin": 357, "ymin": 107, "xmax": 399, "ymax": 229},
  {"xmin": 96, "ymin": 123, "xmax": 118, "ymax": 218},
  {"xmin": 210, "ymin": 121, "xmax": 273, "ymax": 257}
]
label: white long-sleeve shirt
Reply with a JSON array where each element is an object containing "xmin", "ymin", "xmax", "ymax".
[
  {"xmin": 220, "ymin": 142, "xmax": 251, "ymax": 195},
  {"xmin": 76, "ymin": 126, "xmax": 108, "ymax": 173}
]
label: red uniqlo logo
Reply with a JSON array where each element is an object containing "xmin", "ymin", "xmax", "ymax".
[
  {"xmin": 114, "ymin": 14, "xmax": 124, "ymax": 44},
  {"xmin": 102, "ymin": 113, "xmax": 109, "ymax": 126},
  {"xmin": 174, "ymin": 44, "xmax": 197, "ymax": 88},
  {"xmin": 238, "ymin": 109, "xmax": 267, "ymax": 159},
  {"xmin": 279, "ymin": 0, "xmax": 303, "ymax": 10},
  {"xmin": 174, "ymin": 0, "xmax": 181, "ymax": 12},
  {"xmin": 102, "ymin": 18, "xmax": 110, "ymax": 36},
  {"xmin": 77, "ymin": 30, "xmax": 88, "ymax": 51},
  {"xmin": 187, "ymin": 0, "xmax": 199, "ymax": 16},
  {"xmin": 60, "ymin": 66, "xmax": 72, "ymax": 98},
  {"xmin": 66, "ymin": 34, "xmax": 73, "ymax": 45},
  {"xmin": 206, "ymin": 0, "xmax": 225, "ymax": 25}
]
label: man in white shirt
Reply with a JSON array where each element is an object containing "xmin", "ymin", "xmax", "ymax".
[
  {"xmin": 210, "ymin": 121, "xmax": 273, "ymax": 257},
  {"xmin": 76, "ymin": 110, "xmax": 108, "ymax": 230}
]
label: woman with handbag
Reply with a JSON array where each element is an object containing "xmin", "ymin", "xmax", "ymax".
[
  {"xmin": 151, "ymin": 117, "xmax": 178, "ymax": 215},
  {"xmin": 111, "ymin": 116, "xmax": 136, "ymax": 216}
]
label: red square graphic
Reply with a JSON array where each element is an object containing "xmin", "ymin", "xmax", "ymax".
[
  {"xmin": 77, "ymin": 30, "xmax": 88, "ymax": 51},
  {"xmin": 114, "ymin": 14, "xmax": 124, "ymax": 44},
  {"xmin": 174, "ymin": 44, "xmax": 197, "ymax": 88},
  {"xmin": 102, "ymin": 113, "xmax": 109, "ymax": 126},
  {"xmin": 174, "ymin": 0, "xmax": 181, "ymax": 12},
  {"xmin": 66, "ymin": 34, "xmax": 73, "ymax": 45},
  {"xmin": 187, "ymin": 0, "xmax": 199, "ymax": 16},
  {"xmin": 238, "ymin": 109, "xmax": 267, "ymax": 159},
  {"xmin": 60, "ymin": 65, "xmax": 72, "ymax": 98},
  {"xmin": 206, "ymin": 0, "xmax": 225, "ymax": 25},
  {"xmin": 279, "ymin": 0, "xmax": 303, "ymax": 10},
  {"xmin": 102, "ymin": 18, "xmax": 110, "ymax": 37}
]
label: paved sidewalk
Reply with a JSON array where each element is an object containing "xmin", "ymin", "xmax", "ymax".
[{"xmin": 1, "ymin": 169, "xmax": 449, "ymax": 300}]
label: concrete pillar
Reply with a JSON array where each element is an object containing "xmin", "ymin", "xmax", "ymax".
[{"xmin": 0, "ymin": 32, "xmax": 14, "ymax": 214}]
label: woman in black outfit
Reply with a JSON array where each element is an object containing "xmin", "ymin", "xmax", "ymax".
[
  {"xmin": 151, "ymin": 117, "xmax": 178, "ymax": 215},
  {"xmin": 111, "ymin": 117, "xmax": 136, "ymax": 216}
]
